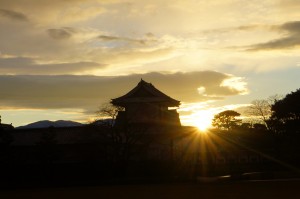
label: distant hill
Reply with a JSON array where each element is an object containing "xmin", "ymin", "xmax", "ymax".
[
  {"xmin": 90, "ymin": 119, "xmax": 114, "ymax": 126},
  {"xmin": 17, "ymin": 120, "xmax": 84, "ymax": 129}
]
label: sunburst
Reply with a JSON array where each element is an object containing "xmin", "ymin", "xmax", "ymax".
[{"xmin": 189, "ymin": 110, "xmax": 214, "ymax": 132}]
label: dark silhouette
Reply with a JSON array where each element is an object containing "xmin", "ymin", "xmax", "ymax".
[
  {"xmin": 212, "ymin": 110, "xmax": 241, "ymax": 131},
  {"xmin": 270, "ymin": 89, "xmax": 300, "ymax": 134},
  {"xmin": 111, "ymin": 79, "xmax": 181, "ymax": 127},
  {"xmin": 1, "ymin": 82, "xmax": 300, "ymax": 189},
  {"xmin": 0, "ymin": 116, "xmax": 14, "ymax": 187},
  {"xmin": 93, "ymin": 79, "xmax": 182, "ymax": 178},
  {"xmin": 36, "ymin": 127, "xmax": 60, "ymax": 165}
]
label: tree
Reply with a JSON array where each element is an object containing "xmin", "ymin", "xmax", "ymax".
[
  {"xmin": 212, "ymin": 110, "xmax": 241, "ymax": 131},
  {"xmin": 270, "ymin": 89, "xmax": 300, "ymax": 134},
  {"xmin": 246, "ymin": 95, "xmax": 282, "ymax": 130},
  {"xmin": 94, "ymin": 103, "xmax": 124, "ymax": 127},
  {"xmin": 247, "ymin": 99, "xmax": 271, "ymax": 128}
]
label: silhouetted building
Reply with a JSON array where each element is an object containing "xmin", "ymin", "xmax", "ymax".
[
  {"xmin": 0, "ymin": 123, "xmax": 14, "ymax": 130},
  {"xmin": 112, "ymin": 79, "xmax": 181, "ymax": 127},
  {"xmin": 0, "ymin": 116, "xmax": 14, "ymax": 130}
]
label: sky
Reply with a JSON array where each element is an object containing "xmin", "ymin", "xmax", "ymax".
[{"xmin": 0, "ymin": 0, "xmax": 300, "ymax": 128}]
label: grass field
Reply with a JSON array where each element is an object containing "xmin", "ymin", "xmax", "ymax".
[{"xmin": 1, "ymin": 180, "xmax": 299, "ymax": 199}]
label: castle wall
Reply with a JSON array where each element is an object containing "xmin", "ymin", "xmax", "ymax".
[{"xmin": 115, "ymin": 103, "xmax": 180, "ymax": 126}]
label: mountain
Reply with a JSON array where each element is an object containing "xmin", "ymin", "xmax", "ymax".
[{"xmin": 17, "ymin": 120, "xmax": 84, "ymax": 129}]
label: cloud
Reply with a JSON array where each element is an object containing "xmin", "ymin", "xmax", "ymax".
[
  {"xmin": 0, "ymin": 71, "xmax": 248, "ymax": 112},
  {"xmin": 278, "ymin": 0, "xmax": 300, "ymax": 15},
  {"xmin": 246, "ymin": 21, "xmax": 300, "ymax": 51},
  {"xmin": 0, "ymin": 7, "xmax": 173, "ymax": 74},
  {"xmin": 0, "ymin": 57, "xmax": 104, "ymax": 75},
  {"xmin": 247, "ymin": 36, "xmax": 300, "ymax": 51},
  {"xmin": 98, "ymin": 35, "xmax": 147, "ymax": 45},
  {"xmin": 60, "ymin": 6, "xmax": 106, "ymax": 24},
  {"xmin": 1, "ymin": 0, "xmax": 298, "ymax": 76},
  {"xmin": 280, "ymin": 21, "xmax": 300, "ymax": 33},
  {"xmin": 47, "ymin": 28, "xmax": 73, "ymax": 40},
  {"xmin": 0, "ymin": 9, "xmax": 29, "ymax": 22},
  {"xmin": 86, "ymin": 47, "xmax": 177, "ymax": 70},
  {"xmin": 201, "ymin": 24, "xmax": 264, "ymax": 35},
  {"xmin": 0, "ymin": 21, "xmax": 76, "ymax": 58},
  {"xmin": 0, "ymin": 0, "xmax": 108, "ymax": 25},
  {"xmin": 0, "ymin": 20, "xmax": 176, "ymax": 75}
]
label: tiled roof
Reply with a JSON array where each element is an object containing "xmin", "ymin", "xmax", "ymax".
[{"xmin": 112, "ymin": 79, "xmax": 180, "ymax": 107}]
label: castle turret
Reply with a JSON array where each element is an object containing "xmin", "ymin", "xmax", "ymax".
[{"xmin": 111, "ymin": 79, "xmax": 181, "ymax": 126}]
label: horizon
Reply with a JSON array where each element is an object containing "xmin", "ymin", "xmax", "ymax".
[{"xmin": 0, "ymin": 1, "xmax": 300, "ymax": 128}]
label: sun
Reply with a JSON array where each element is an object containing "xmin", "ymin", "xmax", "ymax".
[
  {"xmin": 189, "ymin": 110, "xmax": 214, "ymax": 132},
  {"xmin": 194, "ymin": 120, "xmax": 210, "ymax": 132},
  {"xmin": 192, "ymin": 117, "xmax": 211, "ymax": 132}
]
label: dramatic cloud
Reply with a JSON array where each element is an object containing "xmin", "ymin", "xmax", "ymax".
[
  {"xmin": 0, "ymin": 71, "xmax": 248, "ymax": 112},
  {"xmin": 0, "ymin": 9, "xmax": 28, "ymax": 22},
  {"xmin": 2, "ymin": 0, "xmax": 298, "ymax": 76},
  {"xmin": 246, "ymin": 21, "xmax": 300, "ymax": 51}
]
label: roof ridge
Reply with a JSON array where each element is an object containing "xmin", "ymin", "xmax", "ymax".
[{"xmin": 111, "ymin": 79, "xmax": 180, "ymax": 107}]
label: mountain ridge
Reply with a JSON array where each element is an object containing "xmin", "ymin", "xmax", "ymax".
[{"xmin": 16, "ymin": 120, "xmax": 84, "ymax": 129}]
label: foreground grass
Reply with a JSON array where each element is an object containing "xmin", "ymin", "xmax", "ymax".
[{"xmin": 1, "ymin": 180, "xmax": 299, "ymax": 199}]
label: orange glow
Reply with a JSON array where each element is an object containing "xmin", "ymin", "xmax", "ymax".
[{"xmin": 189, "ymin": 110, "xmax": 214, "ymax": 132}]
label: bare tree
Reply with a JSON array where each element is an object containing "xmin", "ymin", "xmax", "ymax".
[
  {"xmin": 246, "ymin": 95, "xmax": 282, "ymax": 129},
  {"xmin": 247, "ymin": 99, "xmax": 270, "ymax": 128}
]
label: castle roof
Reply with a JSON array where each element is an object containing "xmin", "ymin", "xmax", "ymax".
[{"xmin": 111, "ymin": 79, "xmax": 180, "ymax": 107}]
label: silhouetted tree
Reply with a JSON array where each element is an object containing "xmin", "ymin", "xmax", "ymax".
[
  {"xmin": 212, "ymin": 110, "xmax": 241, "ymax": 131},
  {"xmin": 253, "ymin": 123, "xmax": 267, "ymax": 131},
  {"xmin": 270, "ymin": 89, "xmax": 300, "ymax": 134},
  {"xmin": 94, "ymin": 103, "xmax": 124, "ymax": 127}
]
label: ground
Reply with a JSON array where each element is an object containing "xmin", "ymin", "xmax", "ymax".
[{"xmin": 0, "ymin": 180, "xmax": 299, "ymax": 199}]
